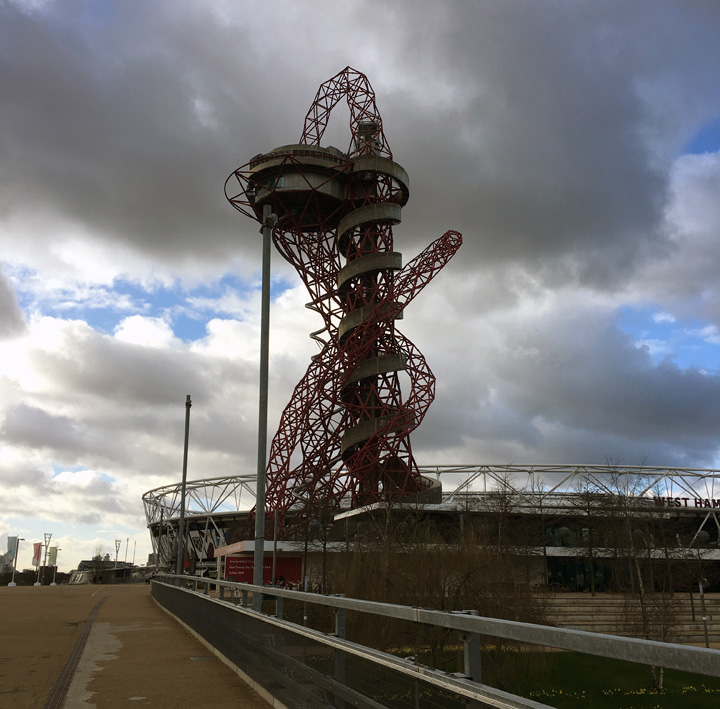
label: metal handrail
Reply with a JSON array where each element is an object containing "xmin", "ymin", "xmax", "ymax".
[
  {"xmin": 152, "ymin": 573, "xmax": 551, "ymax": 709},
  {"xmin": 153, "ymin": 573, "xmax": 720, "ymax": 679}
]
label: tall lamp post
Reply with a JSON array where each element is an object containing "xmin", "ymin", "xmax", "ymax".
[
  {"xmin": 176, "ymin": 394, "xmax": 192, "ymax": 576},
  {"xmin": 252, "ymin": 205, "xmax": 277, "ymax": 610},
  {"xmin": 8, "ymin": 537, "xmax": 24, "ymax": 587}
]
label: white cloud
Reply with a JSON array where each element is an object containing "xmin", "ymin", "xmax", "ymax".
[
  {"xmin": 652, "ymin": 312, "xmax": 676, "ymax": 324},
  {"xmin": 692, "ymin": 325, "xmax": 720, "ymax": 346},
  {"xmin": 114, "ymin": 315, "xmax": 176, "ymax": 348}
]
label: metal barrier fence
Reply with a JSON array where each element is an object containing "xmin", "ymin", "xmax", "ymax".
[{"xmin": 151, "ymin": 573, "xmax": 720, "ymax": 709}]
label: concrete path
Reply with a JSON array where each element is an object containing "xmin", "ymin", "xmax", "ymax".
[{"xmin": 0, "ymin": 584, "xmax": 270, "ymax": 708}]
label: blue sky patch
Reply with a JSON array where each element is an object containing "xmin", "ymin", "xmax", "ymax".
[
  {"xmin": 617, "ymin": 306, "xmax": 719, "ymax": 372},
  {"xmin": 683, "ymin": 117, "xmax": 720, "ymax": 155},
  {"xmin": 51, "ymin": 462, "xmax": 89, "ymax": 477},
  {"xmin": 12, "ymin": 268, "xmax": 300, "ymax": 343}
]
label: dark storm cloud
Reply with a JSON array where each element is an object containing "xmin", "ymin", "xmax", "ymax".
[
  {"xmin": 21, "ymin": 324, "xmax": 264, "ymax": 466},
  {"xmin": 0, "ymin": 270, "xmax": 26, "ymax": 337},
  {"xmin": 0, "ymin": 314, "xmax": 267, "ymax": 475},
  {"xmin": 0, "ymin": 1, "xmax": 287, "ymax": 268},
  {"xmin": 494, "ymin": 311, "xmax": 720, "ymax": 439},
  {"xmin": 2, "ymin": 403, "xmax": 79, "ymax": 451},
  {"xmin": 416, "ymin": 303, "xmax": 720, "ymax": 468},
  {"xmin": 0, "ymin": 461, "xmax": 49, "ymax": 491},
  {"xmin": 2, "ymin": 0, "xmax": 717, "ymax": 292},
  {"xmin": 0, "ymin": 399, "xmax": 140, "ymax": 467},
  {"xmin": 369, "ymin": 1, "xmax": 720, "ymax": 290},
  {"xmin": 26, "ymin": 325, "xmax": 213, "ymax": 406},
  {"xmin": 636, "ymin": 152, "xmax": 720, "ymax": 326}
]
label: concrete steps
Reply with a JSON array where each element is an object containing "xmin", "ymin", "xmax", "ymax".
[{"xmin": 542, "ymin": 592, "xmax": 720, "ymax": 647}]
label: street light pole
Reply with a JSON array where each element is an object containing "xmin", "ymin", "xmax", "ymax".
[
  {"xmin": 8, "ymin": 537, "xmax": 24, "ymax": 587},
  {"xmin": 253, "ymin": 204, "xmax": 276, "ymax": 610},
  {"xmin": 271, "ymin": 512, "xmax": 278, "ymax": 586},
  {"xmin": 176, "ymin": 394, "xmax": 192, "ymax": 576},
  {"xmin": 51, "ymin": 548, "xmax": 62, "ymax": 586}
]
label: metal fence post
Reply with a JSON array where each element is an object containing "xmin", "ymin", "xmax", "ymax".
[
  {"xmin": 335, "ymin": 597, "xmax": 346, "ymax": 709},
  {"xmin": 462, "ymin": 631, "xmax": 482, "ymax": 683},
  {"xmin": 276, "ymin": 595, "xmax": 284, "ymax": 620},
  {"xmin": 241, "ymin": 589, "xmax": 248, "ymax": 608},
  {"xmin": 335, "ymin": 606, "xmax": 346, "ymax": 637},
  {"xmin": 699, "ymin": 580, "xmax": 710, "ymax": 649},
  {"xmin": 453, "ymin": 610, "xmax": 482, "ymax": 683}
]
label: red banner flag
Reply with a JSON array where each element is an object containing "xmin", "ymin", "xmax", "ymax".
[{"xmin": 32, "ymin": 542, "xmax": 42, "ymax": 566}]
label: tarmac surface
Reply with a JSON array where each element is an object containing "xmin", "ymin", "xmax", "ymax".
[{"xmin": 0, "ymin": 583, "xmax": 270, "ymax": 708}]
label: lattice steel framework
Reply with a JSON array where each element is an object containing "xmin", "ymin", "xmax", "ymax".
[
  {"xmin": 142, "ymin": 474, "xmax": 258, "ymax": 566},
  {"xmin": 142, "ymin": 466, "xmax": 720, "ymax": 554},
  {"xmin": 142, "ymin": 474, "xmax": 258, "ymax": 526},
  {"xmin": 225, "ymin": 68, "xmax": 461, "ymax": 526}
]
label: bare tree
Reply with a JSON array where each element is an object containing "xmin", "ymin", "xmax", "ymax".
[{"xmin": 337, "ymin": 483, "xmax": 550, "ymax": 688}]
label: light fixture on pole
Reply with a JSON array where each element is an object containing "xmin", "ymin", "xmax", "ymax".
[
  {"xmin": 50, "ymin": 548, "xmax": 62, "ymax": 586},
  {"xmin": 8, "ymin": 537, "xmax": 24, "ymax": 587}
]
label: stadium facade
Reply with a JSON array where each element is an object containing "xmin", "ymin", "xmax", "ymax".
[{"xmin": 143, "ymin": 464, "xmax": 720, "ymax": 592}]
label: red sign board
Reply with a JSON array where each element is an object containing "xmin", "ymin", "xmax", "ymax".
[{"xmin": 224, "ymin": 556, "xmax": 301, "ymax": 585}]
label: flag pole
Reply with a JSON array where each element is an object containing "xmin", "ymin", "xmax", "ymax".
[
  {"xmin": 8, "ymin": 538, "xmax": 24, "ymax": 587},
  {"xmin": 42, "ymin": 533, "xmax": 52, "ymax": 585},
  {"xmin": 34, "ymin": 547, "xmax": 42, "ymax": 586}
]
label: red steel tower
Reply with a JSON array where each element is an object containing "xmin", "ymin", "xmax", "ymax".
[{"xmin": 225, "ymin": 67, "xmax": 461, "ymax": 527}]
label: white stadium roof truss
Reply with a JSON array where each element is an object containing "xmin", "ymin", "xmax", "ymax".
[{"xmin": 143, "ymin": 466, "xmax": 720, "ymax": 557}]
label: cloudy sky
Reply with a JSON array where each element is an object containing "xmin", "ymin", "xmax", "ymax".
[{"xmin": 1, "ymin": 0, "xmax": 720, "ymax": 573}]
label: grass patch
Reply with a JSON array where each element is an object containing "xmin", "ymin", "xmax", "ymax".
[
  {"xmin": 390, "ymin": 645, "xmax": 720, "ymax": 708},
  {"xmin": 511, "ymin": 651, "xmax": 720, "ymax": 708}
]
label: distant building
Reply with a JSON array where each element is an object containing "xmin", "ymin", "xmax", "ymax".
[{"xmin": 68, "ymin": 556, "xmax": 138, "ymax": 585}]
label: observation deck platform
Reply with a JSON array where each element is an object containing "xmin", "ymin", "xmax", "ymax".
[{"xmin": 0, "ymin": 583, "xmax": 269, "ymax": 708}]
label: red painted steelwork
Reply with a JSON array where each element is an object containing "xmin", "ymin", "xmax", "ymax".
[{"xmin": 225, "ymin": 67, "xmax": 461, "ymax": 531}]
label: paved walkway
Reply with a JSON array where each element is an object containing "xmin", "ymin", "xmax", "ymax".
[{"xmin": 0, "ymin": 584, "xmax": 270, "ymax": 708}]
